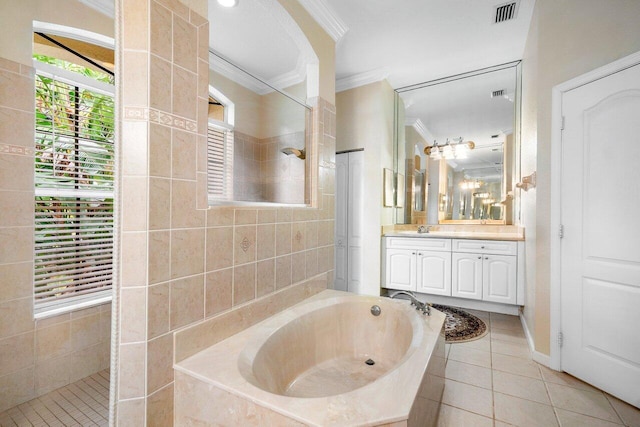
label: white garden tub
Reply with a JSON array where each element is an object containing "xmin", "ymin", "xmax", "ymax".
[{"xmin": 175, "ymin": 290, "xmax": 446, "ymax": 426}]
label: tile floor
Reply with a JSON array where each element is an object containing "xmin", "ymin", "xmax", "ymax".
[
  {"xmin": 437, "ymin": 309, "xmax": 640, "ymax": 427},
  {"xmin": 0, "ymin": 370, "xmax": 109, "ymax": 427}
]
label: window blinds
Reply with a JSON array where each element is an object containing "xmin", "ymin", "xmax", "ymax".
[
  {"xmin": 207, "ymin": 123, "xmax": 234, "ymax": 201},
  {"xmin": 34, "ymin": 64, "xmax": 115, "ymax": 313}
]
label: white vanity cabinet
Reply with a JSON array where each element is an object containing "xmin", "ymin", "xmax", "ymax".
[
  {"xmin": 384, "ymin": 237, "xmax": 451, "ymax": 295},
  {"xmin": 383, "ymin": 236, "xmax": 524, "ymax": 309}
]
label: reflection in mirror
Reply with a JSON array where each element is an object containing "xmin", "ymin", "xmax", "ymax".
[
  {"xmin": 207, "ymin": 52, "xmax": 311, "ymax": 205},
  {"xmin": 394, "ymin": 62, "xmax": 521, "ymax": 225}
]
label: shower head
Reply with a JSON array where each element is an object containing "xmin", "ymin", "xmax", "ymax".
[{"xmin": 280, "ymin": 147, "xmax": 306, "ymax": 160}]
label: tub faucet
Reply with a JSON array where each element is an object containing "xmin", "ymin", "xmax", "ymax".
[{"xmin": 389, "ymin": 291, "xmax": 431, "ymax": 315}]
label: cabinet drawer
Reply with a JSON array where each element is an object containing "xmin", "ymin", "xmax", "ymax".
[
  {"xmin": 385, "ymin": 237, "xmax": 451, "ymax": 251},
  {"xmin": 452, "ymin": 239, "xmax": 517, "ymax": 255}
]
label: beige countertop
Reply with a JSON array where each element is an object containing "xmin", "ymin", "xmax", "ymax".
[{"xmin": 382, "ymin": 225, "xmax": 525, "ymax": 241}]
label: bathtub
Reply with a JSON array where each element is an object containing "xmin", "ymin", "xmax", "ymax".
[{"xmin": 174, "ymin": 290, "xmax": 446, "ymax": 426}]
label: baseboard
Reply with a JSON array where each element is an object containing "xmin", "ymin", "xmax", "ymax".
[{"xmin": 519, "ymin": 312, "xmax": 551, "ymax": 368}]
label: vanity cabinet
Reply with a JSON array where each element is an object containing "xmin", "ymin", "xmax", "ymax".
[
  {"xmin": 384, "ymin": 237, "xmax": 451, "ymax": 295},
  {"xmin": 384, "ymin": 236, "xmax": 523, "ymax": 307}
]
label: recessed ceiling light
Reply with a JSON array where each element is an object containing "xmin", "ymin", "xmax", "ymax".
[{"xmin": 217, "ymin": 0, "xmax": 238, "ymax": 7}]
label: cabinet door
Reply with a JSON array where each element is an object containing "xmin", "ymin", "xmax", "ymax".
[
  {"xmin": 452, "ymin": 253, "xmax": 483, "ymax": 300},
  {"xmin": 385, "ymin": 248, "xmax": 416, "ymax": 291},
  {"xmin": 416, "ymin": 251, "xmax": 451, "ymax": 296},
  {"xmin": 482, "ymin": 255, "xmax": 517, "ymax": 304}
]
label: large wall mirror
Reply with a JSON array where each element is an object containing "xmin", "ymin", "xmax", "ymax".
[{"xmin": 394, "ymin": 62, "xmax": 521, "ymax": 225}]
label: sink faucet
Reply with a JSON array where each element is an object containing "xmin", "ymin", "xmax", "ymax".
[
  {"xmin": 389, "ymin": 290, "xmax": 431, "ymax": 315},
  {"xmin": 417, "ymin": 225, "xmax": 431, "ymax": 234}
]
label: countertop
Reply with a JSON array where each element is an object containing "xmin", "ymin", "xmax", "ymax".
[{"xmin": 383, "ymin": 231, "xmax": 524, "ymax": 241}]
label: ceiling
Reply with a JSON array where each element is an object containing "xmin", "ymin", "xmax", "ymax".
[{"xmin": 327, "ymin": 0, "xmax": 535, "ymax": 89}]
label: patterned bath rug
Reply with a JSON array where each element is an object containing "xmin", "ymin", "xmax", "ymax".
[{"xmin": 432, "ymin": 304, "xmax": 488, "ymax": 343}]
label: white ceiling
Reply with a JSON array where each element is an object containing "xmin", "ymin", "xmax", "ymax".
[{"xmin": 327, "ymin": 0, "xmax": 535, "ymax": 89}]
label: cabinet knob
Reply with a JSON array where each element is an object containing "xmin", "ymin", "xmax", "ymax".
[
  {"xmin": 478, "ymin": 256, "xmax": 482, "ymax": 259},
  {"xmin": 485, "ymin": 257, "xmax": 489, "ymax": 260},
  {"xmin": 481, "ymin": 246, "xmax": 485, "ymax": 249},
  {"xmin": 412, "ymin": 252, "xmax": 416, "ymax": 255}
]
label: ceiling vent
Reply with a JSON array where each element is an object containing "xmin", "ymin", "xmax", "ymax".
[
  {"xmin": 491, "ymin": 89, "xmax": 506, "ymax": 98},
  {"xmin": 493, "ymin": 1, "xmax": 519, "ymax": 24}
]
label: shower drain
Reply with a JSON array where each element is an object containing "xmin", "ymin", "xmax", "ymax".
[{"xmin": 365, "ymin": 359, "xmax": 375, "ymax": 366}]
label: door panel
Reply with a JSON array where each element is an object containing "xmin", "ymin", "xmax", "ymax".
[
  {"xmin": 347, "ymin": 151, "xmax": 363, "ymax": 293},
  {"xmin": 386, "ymin": 249, "xmax": 415, "ymax": 291},
  {"xmin": 334, "ymin": 153, "xmax": 348, "ymax": 291},
  {"xmin": 416, "ymin": 251, "xmax": 451, "ymax": 296},
  {"xmin": 482, "ymin": 255, "xmax": 517, "ymax": 304},
  {"xmin": 452, "ymin": 253, "xmax": 483, "ymax": 300},
  {"xmin": 561, "ymin": 62, "xmax": 640, "ymax": 407}
]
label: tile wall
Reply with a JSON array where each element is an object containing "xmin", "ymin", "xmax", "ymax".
[
  {"xmin": 0, "ymin": 56, "xmax": 112, "ymax": 412},
  {"xmin": 117, "ymin": 0, "xmax": 336, "ymax": 424}
]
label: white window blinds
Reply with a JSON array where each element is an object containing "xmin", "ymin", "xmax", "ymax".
[
  {"xmin": 34, "ymin": 63, "xmax": 115, "ymax": 314},
  {"xmin": 207, "ymin": 122, "xmax": 234, "ymax": 201}
]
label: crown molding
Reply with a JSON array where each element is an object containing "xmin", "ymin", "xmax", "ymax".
[
  {"xmin": 336, "ymin": 68, "xmax": 390, "ymax": 93},
  {"xmin": 78, "ymin": 0, "xmax": 114, "ymax": 17},
  {"xmin": 405, "ymin": 118, "xmax": 434, "ymax": 144},
  {"xmin": 296, "ymin": 0, "xmax": 348, "ymax": 43}
]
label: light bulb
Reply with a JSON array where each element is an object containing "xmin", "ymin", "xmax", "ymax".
[{"xmin": 217, "ymin": 0, "xmax": 238, "ymax": 7}]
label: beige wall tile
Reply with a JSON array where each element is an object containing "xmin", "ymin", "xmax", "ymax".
[
  {"xmin": 0, "ymin": 296, "xmax": 32, "ymax": 337},
  {"xmin": 0, "ymin": 153, "xmax": 33, "ymax": 191},
  {"xmin": 291, "ymin": 222, "xmax": 305, "ymax": 253},
  {"xmin": 119, "ymin": 342, "xmax": 146, "ymax": 400},
  {"xmin": 0, "ymin": 262, "xmax": 32, "ymax": 302},
  {"xmin": 305, "ymin": 249, "xmax": 318, "ymax": 278},
  {"xmin": 235, "ymin": 209, "xmax": 257, "ymax": 225},
  {"xmin": 71, "ymin": 313, "xmax": 101, "ymax": 351},
  {"xmin": 256, "ymin": 224, "xmax": 275, "ymax": 261},
  {"xmin": 0, "ymin": 367, "xmax": 35, "ymax": 413},
  {"xmin": 173, "ymin": 14, "xmax": 197, "ymax": 73},
  {"xmin": 122, "ymin": 120, "xmax": 149, "ymax": 176},
  {"xmin": 275, "ymin": 223, "xmax": 292, "ymax": 256},
  {"xmin": 233, "ymin": 263, "xmax": 256, "ymax": 305},
  {"xmin": 150, "ymin": 0, "xmax": 172, "ymax": 61},
  {"xmin": 149, "ymin": 231, "xmax": 171, "ymax": 284},
  {"xmin": 172, "ymin": 129, "xmax": 196, "ymax": 180},
  {"xmin": 291, "ymin": 252, "xmax": 306, "ymax": 284},
  {"xmin": 147, "ymin": 383, "xmax": 174, "ymax": 427},
  {"xmin": 147, "ymin": 332, "xmax": 174, "ymax": 393},
  {"xmin": 0, "ymin": 107, "xmax": 33, "ymax": 147},
  {"xmin": 275, "ymin": 255, "xmax": 292, "ymax": 290},
  {"xmin": 0, "ymin": 69, "xmax": 33, "ymax": 112},
  {"xmin": 207, "ymin": 207, "xmax": 234, "ymax": 226},
  {"xmin": 149, "ymin": 123, "xmax": 172, "ymax": 178},
  {"xmin": 258, "ymin": 209, "xmax": 276, "ymax": 224},
  {"xmin": 100, "ymin": 307, "xmax": 111, "ymax": 343},
  {"xmin": 171, "ymin": 179, "xmax": 205, "ymax": 229},
  {"xmin": 123, "ymin": 0, "xmax": 148, "ymax": 50},
  {"xmin": 206, "ymin": 226, "xmax": 233, "ymax": 271},
  {"xmin": 35, "ymin": 322, "xmax": 70, "ymax": 362},
  {"xmin": 117, "ymin": 397, "xmax": 146, "ymax": 426},
  {"xmin": 122, "ymin": 51, "xmax": 149, "ymax": 107},
  {"xmin": 70, "ymin": 343, "xmax": 104, "ymax": 382},
  {"xmin": 121, "ymin": 231, "xmax": 148, "ymax": 287},
  {"xmin": 172, "ymin": 65, "xmax": 197, "ymax": 120},
  {"xmin": 171, "ymin": 228, "xmax": 205, "ymax": 278},
  {"xmin": 170, "ymin": 274, "xmax": 204, "ymax": 329},
  {"xmin": 0, "ymin": 332, "xmax": 34, "ymax": 377},
  {"xmin": 35, "ymin": 353, "xmax": 70, "ymax": 396},
  {"xmin": 120, "ymin": 287, "xmax": 147, "ymax": 344},
  {"xmin": 149, "ymin": 177, "xmax": 171, "ymax": 230},
  {"xmin": 121, "ymin": 176, "xmax": 148, "ymax": 232},
  {"xmin": 197, "ymin": 22, "xmax": 208, "ymax": 60},
  {"xmin": 317, "ymin": 245, "xmax": 333, "ymax": 274},
  {"xmin": 234, "ymin": 225, "xmax": 256, "ymax": 266},
  {"xmin": 205, "ymin": 268, "xmax": 232, "ymax": 317},
  {"xmin": 256, "ymin": 259, "xmax": 275, "ymax": 298},
  {"xmin": 197, "ymin": 59, "xmax": 208, "ymax": 101},
  {"xmin": 150, "ymin": 54, "xmax": 172, "ymax": 113},
  {"xmin": 148, "ymin": 282, "xmax": 171, "ymax": 339}
]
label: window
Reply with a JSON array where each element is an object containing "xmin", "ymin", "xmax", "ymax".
[
  {"xmin": 33, "ymin": 57, "xmax": 115, "ymax": 316},
  {"xmin": 207, "ymin": 90, "xmax": 235, "ymax": 203}
]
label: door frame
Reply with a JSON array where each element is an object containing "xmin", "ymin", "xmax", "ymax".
[{"xmin": 549, "ymin": 50, "xmax": 640, "ymax": 371}]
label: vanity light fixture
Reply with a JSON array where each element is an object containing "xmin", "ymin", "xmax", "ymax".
[
  {"xmin": 217, "ymin": 0, "xmax": 238, "ymax": 7},
  {"xmin": 424, "ymin": 137, "xmax": 475, "ymax": 160},
  {"xmin": 460, "ymin": 180, "xmax": 482, "ymax": 190}
]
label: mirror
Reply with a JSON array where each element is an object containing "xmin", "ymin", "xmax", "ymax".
[
  {"xmin": 207, "ymin": 53, "xmax": 311, "ymax": 206},
  {"xmin": 394, "ymin": 62, "xmax": 521, "ymax": 224}
]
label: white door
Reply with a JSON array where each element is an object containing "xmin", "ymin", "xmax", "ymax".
[
  {"xmin": 561, "ymin": 61, "xmax": 640, "ymax": 407},
  {"xmin": 347, "ymin": 151, "xmax": 363, "ymax": 293},
  {"xmin": 334, "ymin": 153, "xmax": 348, "ymax": 292},
  {"xmin": 416, "ymin": 251, "xmax": 451, "ymax": 296},
  {"xmin": 452, "ymin": 253, "xmax": 483, "ymax": 300},
  {"xmin": 334, "ymin": 151, "xmax": 363, "ymax": 293},
  {"xmin": 482, "ymin": 255, "xmax": 517, "ymax": 304},
  {"xmin": 386, "ymin": 249, "xmax": 415, "ymax": 291}
]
